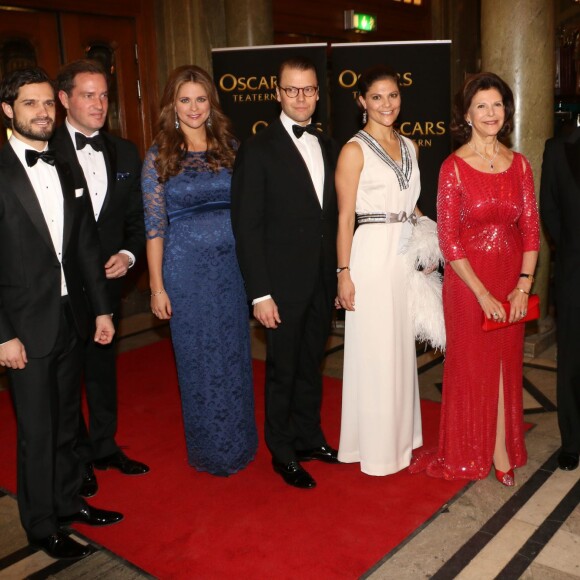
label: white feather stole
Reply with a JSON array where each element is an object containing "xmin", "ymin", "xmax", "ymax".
[{"xmin": 404, "ymin": 216, "xmax": 446, "ymax": 351}]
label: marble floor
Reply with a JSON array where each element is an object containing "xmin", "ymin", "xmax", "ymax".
[{"xmin": 0, "ymin": 316, "xmax": 578, "ymax": 579}]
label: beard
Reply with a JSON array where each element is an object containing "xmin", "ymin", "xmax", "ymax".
[{"xmin": 12, "ymin": 115, "xmax": 55, "ymax": 142}]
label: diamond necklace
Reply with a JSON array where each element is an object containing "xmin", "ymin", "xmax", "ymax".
[{"xmin": 467, "ymin": 140, "xmax": 500, "ymax": 170}]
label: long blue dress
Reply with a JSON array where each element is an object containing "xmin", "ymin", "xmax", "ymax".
[{"xmin": 142, "ymin": 147, "xmax": 257, "ymax": 475}]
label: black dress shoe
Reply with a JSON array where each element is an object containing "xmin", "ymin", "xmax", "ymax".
[
  {"xmin": 94, "ymin": 451, "xmax": 149, "ymax": 475},
  {"xmin": 80, "ymin": 463, "xmax": 98, "ymax": 498},
  {"xmin": 58, "ymin": 504, "xmax": 124, "ymax": 527},
  {"xmin": 296, "ymin": 444, "xmax": 339, "ymax": 464},
  {"xmin": 558, "ymin": 451, "xmax": 579, "ymax": 471},
  {"xmin": 272, "ymin": 460, "xmax": 316, "ymax": 489},
  {"xmin": 30, "ymin": 531, "xmax": 92, "ymax": 560}
]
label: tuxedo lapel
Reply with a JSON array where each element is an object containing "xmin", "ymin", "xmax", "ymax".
[
  {"xmin": 271, "ymin": 119, "xmax": 321, "ymax": 208},
  {"xmin": 99, "ymin": 134, "xmax": 117, "ymax": 218},
  {"xmin": 565, "ymin": 129, "xmax": 580, "ymax": 191},
  {"xmin": 0, "ymin": 145, "xmax": 55, "ymax": 256},
  {"xmin": 55, "ymin": 157, "xmax": 76, "ymax": 253}
]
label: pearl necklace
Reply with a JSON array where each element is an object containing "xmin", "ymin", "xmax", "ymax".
[{"xmin": 468, "ymin": 140, "xmax": 500, "ymax": 171}]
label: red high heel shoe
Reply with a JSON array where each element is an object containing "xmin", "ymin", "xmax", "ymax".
[{"xmin": 495, "ymin": 467, "xmax": 515, "ymax": 487}]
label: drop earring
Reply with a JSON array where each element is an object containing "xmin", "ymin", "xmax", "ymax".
[
  {"xmin": 467, "ymin": 120, "xmax": 472, "ymax": 127},
  {"xmin": 206, "ymin": 114, "xmax": 212, "ymax": 130},
  {"xmin": 362, "ymin": 109, "xmax": 368, "ymax": 124},
  {"xmin": 174, "ymin": 112, "xmax": 180, "ymax": 130}
]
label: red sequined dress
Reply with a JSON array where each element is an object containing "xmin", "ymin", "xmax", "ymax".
[{"xmin": 409, "ymin": 152, "xmax": 540, "ymax": 480}]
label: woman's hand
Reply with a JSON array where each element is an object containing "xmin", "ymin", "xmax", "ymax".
[
  {"xmin": 151, "ymin": 291, "xmax": 172, "ymax": 319},
  {"xmin": 422, "ymin": 262, "xmax": 439, "ymax": 275},
  {"xmin": 506, "ymin": 287, "xmax": 529, "ymax": 323},
  {"xmin": 478, "ymin": 291, "xmax": 507, "ymax": 323},
  {"xmin": 337, "ymin": 272, "xmax": 356, "ymax": 311}
]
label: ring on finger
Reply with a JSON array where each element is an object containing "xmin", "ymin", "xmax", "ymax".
[{"xmin": 493, "ymin": 312, "xmax": 499, "ymax": 320}]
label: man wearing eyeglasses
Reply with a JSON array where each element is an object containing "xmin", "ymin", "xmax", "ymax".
[{"xmin": 232, "ymin": 56, "xmax": 339, "ymax": 489}]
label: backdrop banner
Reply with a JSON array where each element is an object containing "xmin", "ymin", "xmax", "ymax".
[
  {"xmin": 212, "ymin": 44, "xmax": 328, "ymax": 140},
  {"xmin": 330, "ymin": 41, "xmax": 451, "ymax": 219},
  {"xmin": 212, "ymin": 41, "xmax": 451, "ymax": 218}
]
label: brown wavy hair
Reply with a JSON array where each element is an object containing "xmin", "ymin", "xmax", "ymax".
[
  {"xmin": 153, "ymin": 65, "xmax": 237, "ymax": 182},
  {"xmin": 450, "ymin": 72, "xmax": 515, "ymax": 144}
]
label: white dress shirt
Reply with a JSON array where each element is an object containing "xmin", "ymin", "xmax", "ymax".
[{"xmin": 10, "ymin": 135, "xmax": 67, "ymax": 296}]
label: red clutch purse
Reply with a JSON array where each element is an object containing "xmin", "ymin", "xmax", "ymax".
[{"xmin": 482, "ymin": 294, "xmax": 540, "ymax": 331}]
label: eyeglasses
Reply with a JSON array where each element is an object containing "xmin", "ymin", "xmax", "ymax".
[{"xmin": 278, "ymin": 85, "xmax": 319, "ymax": 98}]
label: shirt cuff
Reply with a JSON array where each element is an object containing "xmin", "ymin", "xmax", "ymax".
[
  {"xmin": 119, "ymin": 249, "xmax": 136, "ymax": 268},
  {"xmin": 252, "ymin": 294, "xmax": 272, "ymax": 305}
]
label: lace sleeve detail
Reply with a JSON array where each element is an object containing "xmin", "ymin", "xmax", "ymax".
[
  {"xmin": 437, "ymin": 156, "xmax": 467, "ymax": 262},
  {"xmin": 517, "ymin": 154, "xmax": 540, "ymax": 252},
  {"xmin": 141, "ymin": 146, "xmax": 167, "ymax": 239}
]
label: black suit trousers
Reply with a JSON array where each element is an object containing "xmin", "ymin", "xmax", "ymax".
[
  {"xmin": 9, "ymin": 300, "xmax": 84, "ymax": 540},
  {"xmin": 264, "ymin": 270, "xmax": 333, "ymax": 463},
  {"xmin": 78, "ymin": 308, "xmax": 121, "ymax": 462},
  {"xmin": 556, "ymin": 301, "xmax": 580, "ymax": 453}
]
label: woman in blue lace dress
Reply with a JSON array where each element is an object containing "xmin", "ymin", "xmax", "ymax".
[{"xmin": 142, "ymin": 65, "xmax": 257, "ymax": 475}]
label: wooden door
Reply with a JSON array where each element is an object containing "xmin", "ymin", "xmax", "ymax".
[
  {"xmin": 0, "ymin": 8, "xmax": 62, "ymax": 145},
  {"xmin": 0, "ymin": 7, "xmax": 149, "ymax": 154},
  {"xmin": 59, "ymin": 13, "xmax": 145, "ymax": 153}
]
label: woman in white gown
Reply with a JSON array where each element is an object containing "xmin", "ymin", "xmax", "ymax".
[{"xmin": 336, "ymin": 65, "xmax": 423, "ymax": 476}]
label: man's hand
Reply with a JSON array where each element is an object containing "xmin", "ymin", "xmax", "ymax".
[
  {"xmin": 253, "ymin": 298, "xmax": 282, "ymax": 329},
  {"xmin": 104, "ymin": 253, "xmax": 130, "ymax": 279},
  {"xmin": 0, "ymin": 338, "xmax": 28, "ymax": 369},
  {"xmin": 94, "ymin": 315, "xmax": 115, "ymax": 345}
]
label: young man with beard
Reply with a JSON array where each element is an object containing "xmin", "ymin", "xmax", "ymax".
[{"xmin": 0, "ymin": 67, "xmax": 121, "ymax": 560}]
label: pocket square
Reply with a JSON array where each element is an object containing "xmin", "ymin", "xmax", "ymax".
[
  {"xmin": 116, "ymin": 172, "xmax": 131, "ymax": 180},
  {"xmin": 75, "ymin": 188, "xmax": 84, "ymax": 197}
]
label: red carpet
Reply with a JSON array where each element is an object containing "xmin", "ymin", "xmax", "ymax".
[{"xmin": 0, "ymin": 340, "xmax": 467, "ymax": 579}]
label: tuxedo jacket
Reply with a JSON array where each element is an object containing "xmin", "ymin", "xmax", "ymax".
[
  {"xmin": 231, "ymin": 118, "xmax": 339, "ymax": 303},
  {"xmin": 540, "ymin": 127, "xmax": 580, "ymax": 306},
  {"xmin": 50, "ymin": 126, "xmax": 145, "ymax": 305},
  {"xmin": 0, "ymin": 143, "xmax": 110, "ymax": 357}
]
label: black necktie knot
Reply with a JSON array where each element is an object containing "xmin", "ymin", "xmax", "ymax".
[
  {"xmin": 292, "ymin": 123, "xmax": 319, "ymax": 139},
  {"xmin": 75, "ymin": 132, "xmax": 104, "ymax": 152},
  {"xmin": 25, "ymin": 149, "xmax": 56, "ymax": 167}
]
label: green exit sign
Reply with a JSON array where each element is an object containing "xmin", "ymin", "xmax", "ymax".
[{"xmin": 344, "ymin": 10, "xmax": 377, "ymax": 33}]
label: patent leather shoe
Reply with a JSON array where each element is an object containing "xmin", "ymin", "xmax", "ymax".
[
  {"xmin": 272, "ymin": 460, "xmax": 316, "ymax": 489},
  {"xmin": 29, "ymin": 531, "xmax": 92, "ymax": 560},
  {"xmin": 558, "ymin": 451, "xmax": 579, "ymax": 471},
  {"xmin": 80, "ymin": 463, "xmax": 98, "ymax": 498},
  {"xmin": 58, "ymin": 504, "xmax": 123, "ymax": 527},
  {"xmin": 295, "ymin": 444, "xmax": 339, "ymax": 464},
  {"xmin": 93, "ymin": 451, "xmax": 149, "ymax": 475},
  {"xmin": 495, "ymin": 467, "xmax": 515, "ymax": 487}
]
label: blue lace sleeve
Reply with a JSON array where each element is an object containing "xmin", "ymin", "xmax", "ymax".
[{"xmin": 141, "ymin": 146, "xmax": 167, "ymax": 239}]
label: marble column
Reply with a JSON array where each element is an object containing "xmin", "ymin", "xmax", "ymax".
[
  {"xmin": 481, "ymin": 0, "xmax": 555, "ymax": 325},
  {"xmin": 154, "ymin": 0, "xmax": 213, "ymax": 88},
  {"xmin": 224, "ymin": 0, "xmax": 273, "ymax": 47},
  {"xmin": 431, "ymin": 0, "xmax": 481, "ymax": 99}
]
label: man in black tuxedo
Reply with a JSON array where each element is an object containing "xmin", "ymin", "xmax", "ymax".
[
  {"xmin": 51, "ymin": 60, "xmax": 148, "ymax": 496},
  {"xmin": 0, "ymin": 67, "xmax": 122, "ymax": 560},
  {"xmin": 231, "ymin": 56, "xmax": 339, "ymax": 489},
  {"xmin": 540, "ymin": 125, "xmax": 580, "ymax": 472}
]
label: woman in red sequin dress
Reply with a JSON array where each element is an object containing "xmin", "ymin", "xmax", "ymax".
[{"xmin": 409, "ymin": 72, "xmax": 540, "ymax": 486}]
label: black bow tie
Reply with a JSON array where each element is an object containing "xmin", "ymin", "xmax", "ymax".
[
  {"xmin": 292, "ymin": 123, "xmax": 319, "ymax": 139},
  {"xmin": 75, "ymin": 132, "xmax": 104, "ymax": 152},
  {"xmin": 25, "ymin": 149, "xmax": 56, "ymax": 167}
]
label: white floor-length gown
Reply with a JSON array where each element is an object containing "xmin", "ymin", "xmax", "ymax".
[{"xmin": 338, "ymin": 130, "xmax": 423, "ymax": 476}]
